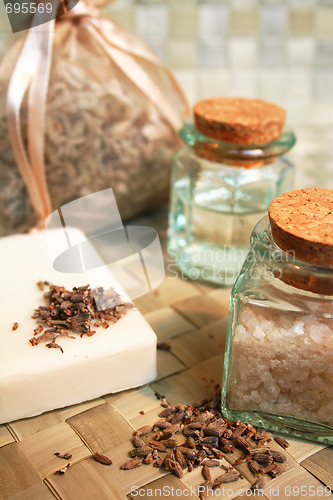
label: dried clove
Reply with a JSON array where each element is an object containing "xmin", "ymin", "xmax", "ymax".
[
  {"xmin": 121, "ymin": 457, "xmax": 143, "ymax": 470},
  {"xmin": 149, "ymin": 440, "xmax": 167, "ymax": 453},
  {"xmin": 54, "ymin": 452, "xmax": 72, "ymax": 460},
  {"xmin": 130, "ymin": 446, "xmax": 153, "ymax": 458},
  {"xmin": 202, "ymin": 465, "xmax": 212, "ymax": 481},
  {"xmin": 175, "ymin": 449, "xmax": 187, "ymax": 469},
  {"xmin": 270, "ymin": 450, "xmax": 287, "ymax": 463},
  {"xmin": 252, "ymin": 453, "xmax": 273, "ymax": 465},
  {"xmin": 248, "ymin": 460, "xmax": 263, "ymax": 476},
  {"xmin": 157, "ymin": 342, "xmax": 171, "ymax": 351},
  {"xmin": 252, "ymin": 476, "xmax": 268, "ymax": 490},
  {"xmin": 54, "ymin": 463, "xmax": 70, "ymax": 475},
  {"xmin": 132, "ymin": 436, "xmax": 146, "ymax": 448},
  {"xmin": 92, "ymin": 452, "xmax": 112, "ymax": 465},
  {"xmin": 135, "ymin": 425, "xmax": 153, "ymax": 436},
  {"xmin": 274, "ymin": 436, "xmax": 290, "ymax": 449},
  {"xmin": 271, "ymin": 464, "xmax": 287, "ymax": 477}
]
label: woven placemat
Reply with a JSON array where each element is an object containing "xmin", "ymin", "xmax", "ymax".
[
  {"xmin": 1, "ymin": 275, "xmax": 332, "ymax": 499},
  {"xmin": 1, "ymin": 208, "xmax": 332, "ymax": 499}
]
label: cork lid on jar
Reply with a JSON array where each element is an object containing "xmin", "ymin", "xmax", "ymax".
[
  {"xmin": 268, "ymin": 188, "xmax": 333, "ymax": 294},
  {"xmin": 269, "ymin": 188, "xmax": 333, "ymax": 267},
  {"xmin": 194, "ymin": 97, "xmax": 286, "ymax": 145}
]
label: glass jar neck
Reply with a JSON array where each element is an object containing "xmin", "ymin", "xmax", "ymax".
[
  {"xmin": 250, "ymin": 216, "xmax": 333, "ymax": 296},
  {"xmin": 180, "ymin": 123, "xmax": 296, "ymax": 168}
]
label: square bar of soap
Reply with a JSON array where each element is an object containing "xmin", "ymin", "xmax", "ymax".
[{"xmin": 0, "ymin": 229, "xmax": 157, "ymax": 423}]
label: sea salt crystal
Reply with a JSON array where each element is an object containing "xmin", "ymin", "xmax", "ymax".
[
  {"xmin": 309, "ymin": 325, "xmax": 324, "ymax": 343},
  {"xmin": 230, "ymin": 305, "xmax": 333, "ymax": 427},
  {"xmin": 293, "ymin": 321, "xmax": 304, "ymax": 336},
  {"xmin": 253, "ymin": 325, "xmax": 265, "ymax": 339},
  {"xmin": 235, "ymin": 324, "xmax": 247, "ymax": 340}
]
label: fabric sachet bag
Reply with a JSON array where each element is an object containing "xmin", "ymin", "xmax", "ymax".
[{"xmin": 0, "ymin": 0, "xmax": 188, "ymax": 236}]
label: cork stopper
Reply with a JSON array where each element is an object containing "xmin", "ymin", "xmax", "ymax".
[
  {"xmin": 194, "ymin": 97, "xmax": 286, "ymax": 145},
  {"xmin": 269, "ymin": 189, "xmax": 333, "ymax": 294},
  {"xmin": 269, "ymin": 188, "xmax": 333, "ymax": 267}
]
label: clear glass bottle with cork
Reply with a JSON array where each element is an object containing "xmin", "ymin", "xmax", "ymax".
[
  {"xmin": 221, "ymin": 188, "xmax": 333, "ymax": 444},
  {"xmin": 168, "ymin": 97, "xmax": 296, "ymax": 286}
]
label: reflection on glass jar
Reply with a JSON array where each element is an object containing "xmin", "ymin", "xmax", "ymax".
[
  {"xmin": 168, "ymin": 122, "xmax": 296, "ymax": 286},
  {"xmin": 221, "ymin": 215, "xmax": 333, "ymax": 444}
]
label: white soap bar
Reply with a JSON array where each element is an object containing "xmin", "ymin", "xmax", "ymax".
[{"xmin": 0, "ymin": 229, "xmax": 157, "ymax": 423}]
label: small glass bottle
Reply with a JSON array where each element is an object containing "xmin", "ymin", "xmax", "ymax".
[
  {"xmin": 168, "ymin": 98, "xmax": 296, "ymax": 286},
  {"xmin": 221, "ymin": 188, "xmax": 333, "ymax": 444}
]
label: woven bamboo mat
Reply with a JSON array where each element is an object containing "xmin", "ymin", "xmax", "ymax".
[{"xmin": 1, "ymin": 214, "xmax": 333, "ymax": 499}]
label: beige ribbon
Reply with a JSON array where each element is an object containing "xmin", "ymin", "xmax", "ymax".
[
  {"xmin": 6, "ymin": 1, "xmax": 189, "ymax": 229},
  {"xmin": 6, "ymin": 18, "xmax": 55, "ymax": 225}
]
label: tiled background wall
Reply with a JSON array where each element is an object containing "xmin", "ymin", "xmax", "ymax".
[
  {"xmin": 0, "ymin": 0, "xmax": 332, "ymax": 124},
  {"xmin": 105, "ymin": 0, "xmax": 333, "ymax": 125}
]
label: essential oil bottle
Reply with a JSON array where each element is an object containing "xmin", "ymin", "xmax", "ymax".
[{"xmin": 168, "ymin": 97, "xmax": 296, "ymax": 286}]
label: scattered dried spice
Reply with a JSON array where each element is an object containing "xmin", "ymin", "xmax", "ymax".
[
  {"xmin": 255, "ymin": 430, "xmax": 272, "ymax": 445},
  {"xmin": 135, "ymin": 425, "xmax": 153, "ymax": 436},
  {"xmin": 165, "ymin": 457, "xmax": 183, "ymax": 478},
  {"xmin": 159, "ymin": 438, "xmax": 179, "ymax": 449},
  {"xmin": 34, "ymin": 324, "xmax": 44, "ymax": 335},
  {"xmin": 252, "ymin": 476, "xmax": 268, "ymax": 490},
  {"xmin": 270, "ymin": 450, "xmax": 287, "ymax": 463},
  {"xmin": 159, "ymin": 407, "xmax": 174, "ymax": 418},
  {"xmin": 235, "ymin": 435, "xmax": 251, "ymax": 451},
  {"xmin": 252, "ymin": 452, "xmax": 273, "ymax": 465},
  {"xmin": 202, "ymin": 459, "xmax": 220, "ymax": 467},
  {"xmin": 160, "ymin": 423, "xmax": 180, "ymax": 438},
  {"xmin": 149, "ymin": 440, "xmax": 167, "ymax": 453},
  {"xmin": 274, "ymin": 436, "xmax": 290, "ymax": 449},
  {"xmin": 262, "ymin": 463, "xmax": 277, "ymax": 475},
  {"xmin": 175, "ymin": 449, "xmax": 187, "ymax": 469},
  {"xmin": 248, "ymin": 460, "xmax": 263, "ymax": 476},
  {"xmin": 121, "ymin": 457, "xmax": 143, "ymax": 470},
  {"xmin": 231, "ymin": 423, "xmax": 247, "ymax": 438},
  {"xmin": 132, "ymin": 436, "xmax": 146, "ymax": 448},
  {"xmin": 143, "ymin": 453, "xmax": 154, "ymax": 465},
  {"xmin": 120, "ymin": 395, "xmax": 290, "ymax": 494},
  {"xmin": 92, "ymin": 452, "xmax": 112, "ymax": 465},
  {"xmin": 54, "ymin": 463, "xmax": 70, "ymax": 475},
  {"xmin": 271, "ymin": 464, "xmax": 287, "ymax": 477},
  {"xmin": 12, "ymin": 322, "xmax": 18, "ymax": 331},
  {"xmin": 37, "ymin": 281, "xmax": 46, "ymax": 291},
  {"xmin": 161, "ymin": 397, "xmax": 169, "ymax": 408},
  {"xmin": 199, "ymin": 480, "xmax": 212, "ymax": 499},
  {"xmin": 249, "ymin": 446, "xmax": 269, "ymax": 455},
  {"xmin": 202, "ymin": 465, "xmax": 212, "ymax": 481},
  {"xmin": 157, "ymin": 342, "xmax": 171, "ymax": 351},
  {"xmin": 214, "ymin": 471, "xmax": 241, "ymax": 484},
  {"xmin": 154, "ymin": 457, "xmax": 164, "ymax": 468},
  {"xmin": 29, "ymin": 283, "xmax": 133, "ymax": 352},
  {"xmin": 54, "ymin": 452, "xmax": 72, "ymax": 460},
  {"xmin": 130, "ymin": 446, "xmax": 153, "ymax": 458},
  {"xmin": 46, "ymin": 342, "xmax": 64, "ymax": 353}
]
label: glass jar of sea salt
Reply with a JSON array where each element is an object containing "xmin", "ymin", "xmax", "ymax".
[
  {"xmin": 168, "ymin": 98, "xmax": 296, "ymax": 286},
  {"xmin": 221, "ymin": 188, "xmax": 333, "ymax": 444}
]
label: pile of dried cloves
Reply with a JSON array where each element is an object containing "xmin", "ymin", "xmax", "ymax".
[
  {"xmin": 29, "ymin": 282, "xmax": 132, "ymax": 352},
  {"xmin": 122, "ymin": 396, "xmax": 289, "ymax": 499}
]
